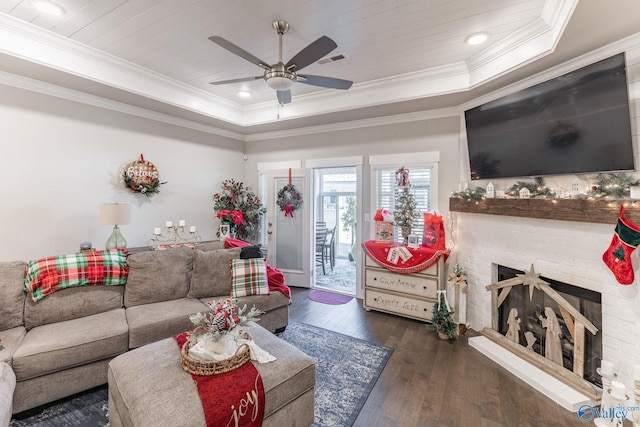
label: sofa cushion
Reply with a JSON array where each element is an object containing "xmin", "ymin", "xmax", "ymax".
[
  {"xmin": 12, "ymin": 308, "xmax": 128, "ymax": 381},
  {"xmin": 230, "ymin": 258, "xmax": 269, "ymax": 297},
  {"xmin": 0, "ymin": 327, "xmax": 26, "ymax": 365},
  {"xmin": 24, "ymin": 249, "xmax": 128, "ymax": 302},
  {"xmin": 24, "ymin": 286, "xmax": 124, "ymax": 330},
  {"xmin": 0, "ymin": 261, "xmax": 27, "ymax": 330},
  {"xmin": 233, "ymin": 292, "xmax": 290, "ymax": 314},
  {"xmin": 125, "ymin": 298, "xmax": 208, "ymax": 348},
  {"xmin": 196, "ymin": 241, "xmax": 226, "ymax": 252},
  {"xmin": 125, "ymin": 247, "xmax": 193, "ymax": 307},
  {"xmin": 0, "ymin": 362, "xmax": 16, "ymax": 427},
  {"xmin": 188, "ymin": 248, "xmax": 241, "ymax": 299}
]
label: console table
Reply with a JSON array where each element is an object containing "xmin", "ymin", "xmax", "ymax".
[{"xmin": 361, "ymin": 241, "xmax": 448, "ymax": 322}]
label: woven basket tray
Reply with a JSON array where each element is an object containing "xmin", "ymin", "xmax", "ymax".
[{"xmin": 180, "ymin": 330, "xmax": 252, "ymax": 376}]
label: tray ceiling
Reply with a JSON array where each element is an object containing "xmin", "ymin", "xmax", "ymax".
[{"xmin": 1, "ymin": 0, "xmax": 639, "ymax": 138}]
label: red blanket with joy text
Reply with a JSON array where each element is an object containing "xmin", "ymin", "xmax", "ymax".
[{"xmin": 174, "ymin": 332, "xmax": 265, "ymax": 427}]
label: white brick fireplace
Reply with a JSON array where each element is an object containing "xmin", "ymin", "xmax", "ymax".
[{"xmin": 454, "ymin": 212, "xmax": 640, "ymax": 407}]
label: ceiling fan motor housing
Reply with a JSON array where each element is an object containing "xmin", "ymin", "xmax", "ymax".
[{"xmin": 264, "ymin": 62, "xmax": 296, "ymax": 90}]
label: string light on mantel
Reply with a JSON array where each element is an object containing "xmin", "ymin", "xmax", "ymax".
[{"xmin": 451, "ymin": 173, "xmax": 640, "ymax": 209}]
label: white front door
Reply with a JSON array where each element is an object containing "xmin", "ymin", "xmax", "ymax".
[{"xmin": 265, "ymin": 169, "xmax": 311, "ymax": 288}]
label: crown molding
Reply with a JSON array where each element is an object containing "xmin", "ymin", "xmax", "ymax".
[
  {"xmin": 459, "ymin": 31, "xmax": 640, "ymax": 113},
  {"xmin": 0, "ymin": 70, "xmax": 245, "ymax": 141},
  {"xmin": 245, "ymin": 107, "xmax": 459, "ymax": 142},
  {"xmin": 465, "ymin": 0, "xmax": 578, "ymax": 88},
  {"xmin": 0, "ymin": 13, "xmax": 245, "ymax": 125}
]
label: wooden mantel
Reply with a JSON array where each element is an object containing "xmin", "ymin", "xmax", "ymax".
[{"xmin": 449, "ymin": 197, "xmax": 640, "ymax": 225}]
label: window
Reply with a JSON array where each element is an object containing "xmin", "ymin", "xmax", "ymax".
[{"xmin": 374, "ymin": 167, "xmax": 432, "ymax": 243}]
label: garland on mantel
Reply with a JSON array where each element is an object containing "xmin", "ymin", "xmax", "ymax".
[
  {"xmin": 452, "ymin": 174, "xmax": 640, "ymax": 201},
  {"xmin": 587, "ymin": 173, "xmax": 640, "ymax": 199}
]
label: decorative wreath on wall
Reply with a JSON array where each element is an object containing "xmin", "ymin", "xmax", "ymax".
[
  {"xmin": 123, "ymin": 154, "xmax": 167, "ymax": 198},
  {"xmin": 276, "ymin": 169, "xmax": 303, "ymax": 217}
]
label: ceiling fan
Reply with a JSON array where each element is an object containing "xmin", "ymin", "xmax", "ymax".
[{"xmin": 208, "ymin": 20, "xmax": 353, "ymax": 105}]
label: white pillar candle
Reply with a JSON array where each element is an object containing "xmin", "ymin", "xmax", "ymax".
[
  {"xmin": 633, "ymin": 364, "xmax": 640, "ymax": 380},
  {"xmin": 600, "ymin": 360, "xmax": 616, "ymax": 376},
  {"xmin": 190, "ymin": 226, "xmax": 196, "ymax": 233},
  {"xmin": 154, "ymin": 227, "xmax": 161, "ymax": 235},
  {"xmin": 165, "ymin": 221, "xmax": 172, "ymax": 227},
  {"xmin": 611, "ymin": 380, "xmax": 626, "ymax": 400},
  {"xmin": 179, "ymin": 220, "xmax": 186, "ymax": 227}
]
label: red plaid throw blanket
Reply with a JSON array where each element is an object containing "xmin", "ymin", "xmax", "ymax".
[
  {"xmin": 174, "ymin": 333, "xmax": 265, "ymax": 427},
  {"xmin": 24, "ymin": 249, "xmax": 129, "ymax": 301}
]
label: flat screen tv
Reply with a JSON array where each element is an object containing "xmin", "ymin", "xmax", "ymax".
[{"xmin": 464, "ymin": 53, "xmax": 635, "ymax": 180}]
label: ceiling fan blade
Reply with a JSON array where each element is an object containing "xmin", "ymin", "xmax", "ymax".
[
  {"xmin": 285, "ymin": 36, "xmax": 337, "ymax": 72},
  {"xmin": 209, "ymin": 76, "xmax": 263, "ymax": 85},
  {"xmin": 297, "ymin": 74, "xmax": 353, "ymax": 90},
  {"xmin": 277, "ymin": 90, "xmax": 292, "ymax": 105},
  {"xmin": 208, "ymin": 36, "xmax": 271, "ymax": 71}
]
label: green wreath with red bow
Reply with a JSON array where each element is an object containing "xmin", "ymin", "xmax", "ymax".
[{"xmin": 276, "ymin": 184, "xmax": 303, "ymax": 217}]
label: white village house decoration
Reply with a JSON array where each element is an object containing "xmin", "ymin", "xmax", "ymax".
[{"xmin": 483, "ymin": 264, "xmax": 600, "ymax": 400}]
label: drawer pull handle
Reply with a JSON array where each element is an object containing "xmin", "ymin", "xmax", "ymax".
[{"xmin": 373, "ymin": 277, "xmax": 377, "ymax": 281}]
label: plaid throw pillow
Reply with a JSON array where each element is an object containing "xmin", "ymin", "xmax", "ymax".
[
  {"xmin": 25, "ymin": 249, "xmax": 129, "ymax": 302},
  {"xmin": 230, "ymin": 258, "xmax": 269, "ymax": 297}
]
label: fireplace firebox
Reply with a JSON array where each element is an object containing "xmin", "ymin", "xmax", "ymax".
[{"xmin": 495, "ymin": 265, "xmax": 602, "ymax": 388}]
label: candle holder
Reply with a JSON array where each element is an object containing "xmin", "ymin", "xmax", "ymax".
[
  {"xmin": 595, "ymin": 361, "xmax": 617, "ymax": 427},
  {"xmin": 633, "ymin": 365, "xmax": 640, "ymax": 427},
  {"xmin": 148, "ymin": 220, "xmax": 201, "ymax": 249},
  {"xmin": 608, "ymin": 381, "xmax": 629, "ymax": 427}
]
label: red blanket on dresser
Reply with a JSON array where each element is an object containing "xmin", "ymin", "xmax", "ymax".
[
  {"xmin": 174, "ymin": 333, "xmax": 265, "ymax": 427},
  {"xmin": 362, "ymin": 240, "xmax": 449, "ymax": 274}
]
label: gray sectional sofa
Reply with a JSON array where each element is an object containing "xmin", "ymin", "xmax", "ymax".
[{"xmin": 0, "ymin": 241, "xmax": 289, "ymax": 417}]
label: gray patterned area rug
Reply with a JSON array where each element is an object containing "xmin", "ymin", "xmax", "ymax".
[
  {"xmin": 10, "ymin": 321, "xmax": 392, "ymax": 427},
  {"xmin": 280, "ymin": 321, "xmax": 393, "ymax": 426}
]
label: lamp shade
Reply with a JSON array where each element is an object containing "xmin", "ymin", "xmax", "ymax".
[{"xmin": 99, "ymin": 203, "xmax": 132, "ymax": 225}]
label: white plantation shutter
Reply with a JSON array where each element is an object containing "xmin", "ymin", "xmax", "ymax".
[{"xmin": 374, "ymin": 167, "xmax": 431, "ymax": 243}]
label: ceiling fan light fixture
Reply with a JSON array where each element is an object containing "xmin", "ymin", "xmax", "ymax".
[
  {"xmin": 31, "ymin": 0, "xmax": 65, "ymax": 15},
  {"xmin": 264, "ymin": 69, "xmax": 296, "ymax": 91},
  {"xmin": 465, "ymin": 32, "xmax": 488, "ymax": 45}
]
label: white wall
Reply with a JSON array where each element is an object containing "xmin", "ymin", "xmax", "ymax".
[
  {"xmin": 0, "ymin": 84, "xmax": 245, "ymax": 260},
  {"xmin": 244, "ymin": 116, "xmax": 461, "ymax": 243}
]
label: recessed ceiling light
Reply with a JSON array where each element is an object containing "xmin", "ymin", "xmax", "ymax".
[
  {"xmin": 465, "ymin": 32, "xmax": 488, "ymax": 46},
  {"xmin": 238, "ymin": 90, "xmax": 252, "ymax": 98},
  {"xmin": 31, "ymin": 0, "xmax": 65, "ymax": 16}
]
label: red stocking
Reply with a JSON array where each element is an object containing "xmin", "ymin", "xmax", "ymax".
[{"xmin": 602, "ymin": 206, "xmax": 640, "ymax": 285}]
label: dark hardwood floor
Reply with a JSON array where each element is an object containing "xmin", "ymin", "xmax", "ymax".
[{"xmin": 289, "ymin": 287, "xmax": 608, "ymax": 427}]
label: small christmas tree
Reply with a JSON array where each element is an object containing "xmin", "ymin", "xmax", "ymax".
[
  {"xmin": 394, "ymin": 168, "xmax": 419, "ymax": 244},
  {"xmin": 428, "ymin": 292, "xmax": 458, "ymax": 340}
]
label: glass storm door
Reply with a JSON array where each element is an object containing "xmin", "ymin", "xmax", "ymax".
[{"xmin": 266, "ymin": 169, "xmax": 311, "ymax": 288}]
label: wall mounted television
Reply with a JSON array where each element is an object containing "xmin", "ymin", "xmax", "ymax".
[{"xmin": 464, "ymin": 53, "xmax": 635, "ymax": 180}]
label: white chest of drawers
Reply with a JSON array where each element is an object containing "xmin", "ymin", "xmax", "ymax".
[{"xmin": 363, "ymin": 252, "xmax": 445, "ymax": 321}]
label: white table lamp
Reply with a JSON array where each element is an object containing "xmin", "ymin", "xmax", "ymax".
[{"xmin": 99, "ymin": 203, "xmax": 132, "ymax": 249}]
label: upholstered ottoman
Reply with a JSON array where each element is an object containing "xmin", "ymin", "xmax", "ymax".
[
  {"xmin": 108, "ymin": 323, "xmax": 315, "ymax": 427},
  {"xmin": 0, "ymin": 362, "xmax": 16, "ymax": 427}
]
